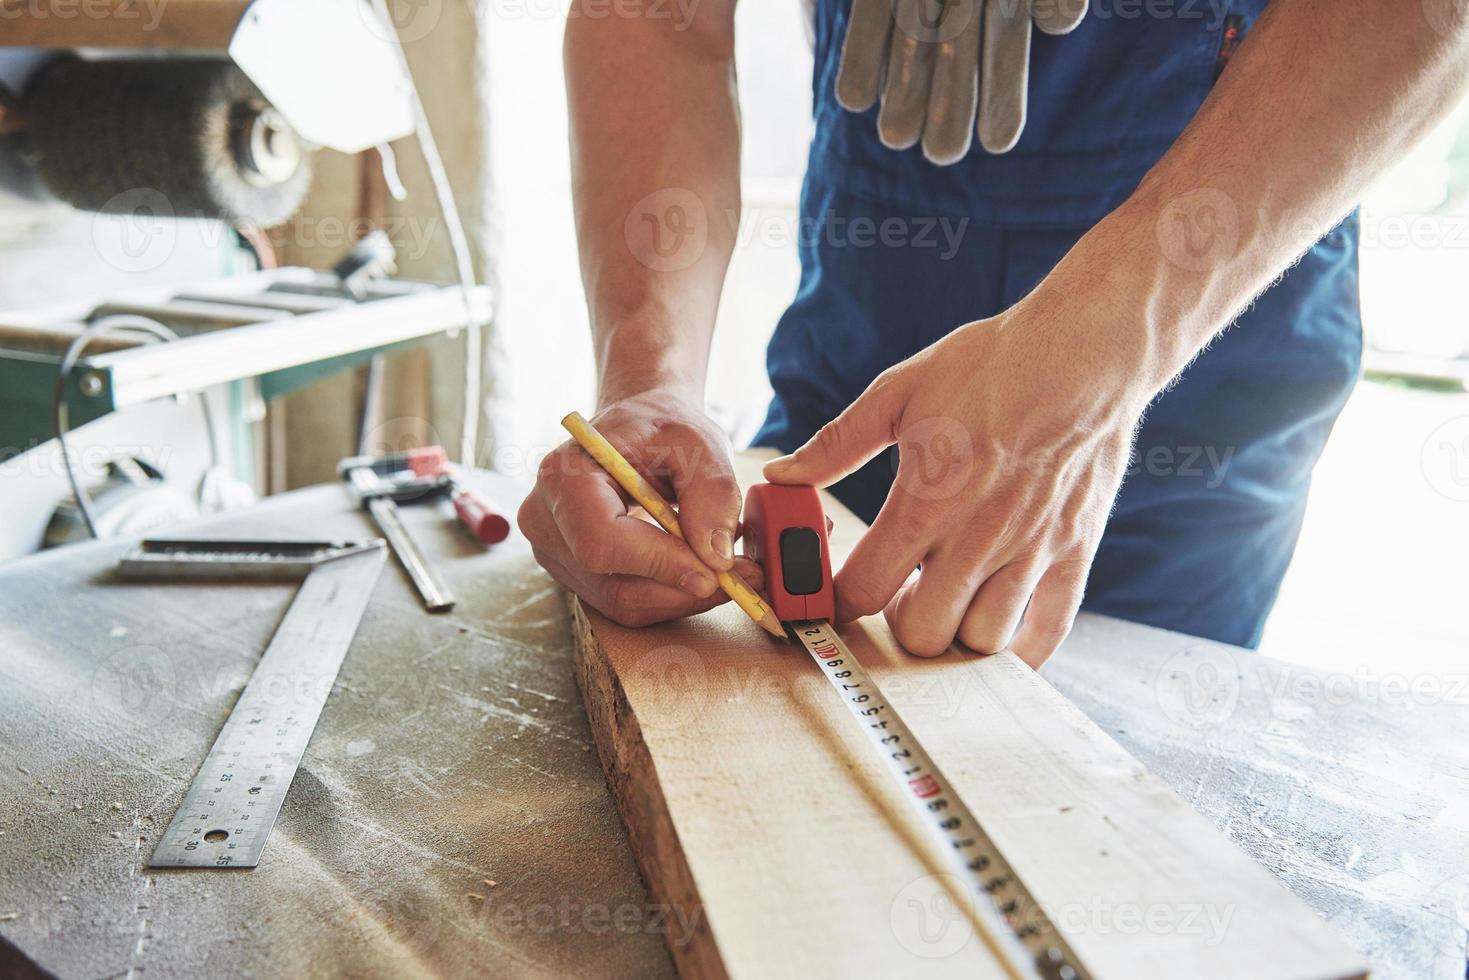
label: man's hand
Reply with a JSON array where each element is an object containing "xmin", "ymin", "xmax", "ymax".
[
  {"xmin": 518, "ymin": 389, "xmax": 764, "ymax": 628},
  {"xmin": 765, "ymin": 294, "xmax": 1146, "ymax": 667}
]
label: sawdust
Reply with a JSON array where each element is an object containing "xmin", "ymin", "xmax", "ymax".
[{"xmin": 0, "ymin": 479, "xmax": 674, "ymax": 979}]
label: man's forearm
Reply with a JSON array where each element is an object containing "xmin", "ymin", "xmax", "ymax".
[
  {"xmin": 565, "ymin": 4, "xmax": 741, "ymax": 407},
  {"xmin": 1043, "ymin": 0, "xmax": 1469, "ymax": 406}
]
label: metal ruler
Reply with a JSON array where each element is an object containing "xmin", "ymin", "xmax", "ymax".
[
  {"xmin": 743, "ymin": 483, "xmax": 1091, "ymax": 980},
  {"xmin": 118, "ymin": 538, "xmax": 387, "ymax": 868}
]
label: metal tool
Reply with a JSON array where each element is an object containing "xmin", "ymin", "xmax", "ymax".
[
  {"xmin": 338, "ymin": 445, "xmax": 510, "ymax": 547},
  {"xmin": 338, "ymin": 446, "xmax": 509, "ymax": 612},
  {"xmin": 345, "ymin": 466, "xmax": 453, "ymax": 612},
  {"xmin": 117, "ymin": 537, "xmax": 387, "ymax": 868},
  {"xmin": 341, "ymin": 457, "xmax": 455, "ymax": 612},
  {"xmin": 743, "ymin": 484, "xmax": 1093, "ymax": 980}
]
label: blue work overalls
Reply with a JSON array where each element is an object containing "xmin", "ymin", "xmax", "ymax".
[{"xmin": 753, "ymin": 2, "xmax": 1362, "ymax": 648}]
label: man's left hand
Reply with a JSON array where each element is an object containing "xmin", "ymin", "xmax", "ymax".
[{"xmin": 764, "ymin": 295, "xmax": 1149, "ymax": 667}]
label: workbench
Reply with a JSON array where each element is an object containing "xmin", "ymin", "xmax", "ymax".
[{"xmin": 1, "ymin": 473, "xmax": 1464, "ymax": 978}]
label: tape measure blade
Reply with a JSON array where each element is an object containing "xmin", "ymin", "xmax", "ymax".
[
  {"xmin": 791, "ymin": 621, "xmax": 1091, "ymax": 980},
  {"xmin": 148, "ymin": 546, "xmax": 386, "ymax": 869}
]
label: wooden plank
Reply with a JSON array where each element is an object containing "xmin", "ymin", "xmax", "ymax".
[{"xmin": 571, "ymin": 454, "xmax": 1369, "ymax": 979}]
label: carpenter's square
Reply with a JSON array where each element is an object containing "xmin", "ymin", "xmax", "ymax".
[{"xmin": 117, "ymin": 538, "xmax": 387, "ymax": 868}]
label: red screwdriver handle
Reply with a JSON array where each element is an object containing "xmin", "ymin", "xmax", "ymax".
[
  {"xmin": 452, "ymin": 485, "xmax": 511, "ymax": 545},
  {"xmin": 742, "ymin": 483, "xmax": 835, "ymax": 623}
]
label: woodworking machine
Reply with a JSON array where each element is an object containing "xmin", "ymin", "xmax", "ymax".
[{"xmin": 0, "ymin": 0, "xmax": 415, "ymax": 226}]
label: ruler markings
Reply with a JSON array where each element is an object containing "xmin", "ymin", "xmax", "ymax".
[
  {"xmin": 791, "ymin": 620, "xmax": 1090, "ymax": 980},
  {"xmin": 148, "ymin": 545, "xmax": 386, "ymax": 868}
]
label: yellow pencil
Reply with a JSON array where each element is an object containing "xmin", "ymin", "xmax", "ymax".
[{"xmin": 561, "ymin": 412, "xmax": 786, "ymax": 639}]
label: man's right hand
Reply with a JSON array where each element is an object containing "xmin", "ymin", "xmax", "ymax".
[{"xmin": 518, "ymin": 389, "xmax": 764, "ymax": 628}]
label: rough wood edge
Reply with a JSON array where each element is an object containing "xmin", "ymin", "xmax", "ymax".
[{"xmin": 569, "ymin": 594, "xmax": 729, "ymax": 980}]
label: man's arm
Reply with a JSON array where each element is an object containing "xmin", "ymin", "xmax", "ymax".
[
  {"xmin": 767, "ymin": 0, "xmax": 1469, "ymax": 664},
  {"xmin": 1084, "ymin": 0, "xmax": 1469, "ymax": 395},
  {"xmin": 519, "ymin": 2, "xmax": 762, "ymax": 627},
  {"xmin": 565, "ymin": 0, "xmax": 740, "ymax": 404}
]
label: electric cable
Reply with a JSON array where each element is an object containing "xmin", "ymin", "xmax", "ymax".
[
  {"xmin": 54, "ymin": 315, "xmax": 220, "ymax": 539},
  {"xmin": 369, "ymin": 0, "xmax": 485, "ymax": 468}
]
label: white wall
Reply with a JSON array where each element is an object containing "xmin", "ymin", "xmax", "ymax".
[{"xmin": 482, "ymin": 0, "xmax": 814, "ymax": 476}]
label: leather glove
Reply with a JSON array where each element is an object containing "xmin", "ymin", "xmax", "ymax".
[{"xmin": 835, "ymin": 0, "xmax": 1087, "ymax": 165}]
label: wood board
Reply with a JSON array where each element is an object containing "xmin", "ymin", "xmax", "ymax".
[{"xmin": 570, "ymin": 454, "xmax": 1369, "ymax": 979}]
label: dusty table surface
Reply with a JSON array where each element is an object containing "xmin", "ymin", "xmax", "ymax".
[
  {"xmin": 0, "ymin": 472, "xmax": 676, "ymax": 979},
  {"xmin": 1, "ymin": 473, "xmax": 1465, "ymax": 978},
  {"xmin": 1043, "ymin": 617, "xmax": 1469, "ymax": 979}
]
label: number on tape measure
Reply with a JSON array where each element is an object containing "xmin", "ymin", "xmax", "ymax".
[{"xmin": 791, "ymin": 621, "xmax": 1090, "ymax": 980}]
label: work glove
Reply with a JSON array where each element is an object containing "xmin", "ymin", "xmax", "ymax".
[{"xmin": 835, "ymin": 0, "xmax": 1087, "ymax": 165}]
